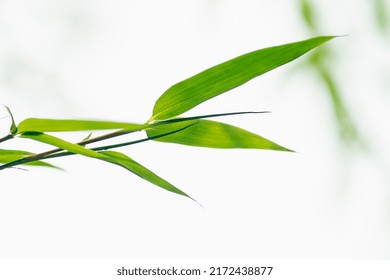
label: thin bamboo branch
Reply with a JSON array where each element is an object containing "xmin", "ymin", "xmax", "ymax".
[
  {"xmin": 0, "ymin": 134, "xmax": 14, "ymax": 144},
  {"xmin": 0, "ymin": 122, "xmax": 196, "ymax": 170}
]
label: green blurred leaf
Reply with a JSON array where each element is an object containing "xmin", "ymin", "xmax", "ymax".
[
  {"xmin": 18, "ymin": 118, "xmax": 146, "ymax": 133},
  {"xmin": 151, "ymin": 36, "xmax": 334, "ymax": 120},
  {"xmin": 21, "ymin": 132, "xmax": 106, "ymax": 158},
  {"xmin": 0, "ymin": 149, "xmax": 60, "ymax": 168},
  {"xmin": 315, "ymin": 65, "xmax": 361, "ymax": 146},
  {"xmin": 300, "ymin": 0, "xmax": 317, "ymax": 32},
  {"xmin": 21, "ymin": 132, "xmax": 190, "ymax": 198},
  {"xmin": 374, "ymin": 0, "xmax": 390, "ymax": 35},
  {"xmin": 146, "ymin": 119, "xmax": 292, "ymax": 151}
]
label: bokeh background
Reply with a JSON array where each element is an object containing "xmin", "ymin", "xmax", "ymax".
[{"xmin": 1, "ymin": 0, "xmax": 389, "ymax": 259}]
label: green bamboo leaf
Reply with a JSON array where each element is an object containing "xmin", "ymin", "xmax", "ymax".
[
  {"xmin": 21, "ymin": 132, "xmax": 190, "ymax": 198},
  {"xmin": 146, "ymin": 119, "xmax": 292, "ymax": 151},
  {"xmin": 18, "ymin": 119, "xmax": 146, "ymax": 133},
  {"xmin": 100, "ymin": 151, "xmax": 190, "ymax": 198},
  {"xmin": 0, "ymin": 149, "xmax": 60, "ymax": 168},
  {"xmin": 151, "ymin": 36, "xmax": 334, "ymax": 120},
  {"xmin": 21, "ymin": 132, "xmax": 109, "ymax": 158}
]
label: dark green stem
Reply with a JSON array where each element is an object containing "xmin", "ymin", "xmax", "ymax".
[
  {"xmin": 43, "ymin": 122, "xmax": 197, "ymax": 160},
  {"xmin": 0, "ymin": 134, "xmax": 14, "ymax": 144},
  {"xmin": 0, "ymin": 110, "xmax": 262, "ymax": 170},
  {"xmin": 0, "ymin": 129, "xmax": 141, "ymax": 170},
  {"xmin": 0, "ymin": 122, "xmax": 197, "ymax": 170}
]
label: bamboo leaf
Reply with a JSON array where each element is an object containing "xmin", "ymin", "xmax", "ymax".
[
  {"xmin": 146, "ymin": 119, "xmax": 292, "ymax": 151},
  {"xmin": 0, "ymin": 149, "xmax": 60, "ymax": 168},
  {"xmin": 151, "ymin": 36, "xmax": 334, "ymax": 120},
  {"xmin": 100, "ymin": 151, "xmax": 190, "ymax": 198},
  {"xmin": 374, "ymin": 0, "xmax": 390, "ymax": 35},
  {"xmin": 18, "ymin": 119, "xmax": 146, "ymax": 133},
  {"xmin": 21, "ymin": 132, "xmax": 109, "ymax": 158},
  {"xmin": 20, "ymin": 132, "xmax": 190, "ymax": 198}
]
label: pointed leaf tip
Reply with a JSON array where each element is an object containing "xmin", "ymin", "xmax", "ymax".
[{"xmin": 100, "ymin": 151, "xmax": 192, "ymax": 199}]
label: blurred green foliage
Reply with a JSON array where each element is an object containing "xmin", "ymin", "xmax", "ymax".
[
  {"xmin": 374, "ymin": 0, "xmax": 390, "ymax": 36},
  {"xmin": 299, "ymin": 0, "xmax": 366, "ymax": 149}
]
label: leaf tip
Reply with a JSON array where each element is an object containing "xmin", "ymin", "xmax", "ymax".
[
  {"xmin": 282, "ymin": 147, "xmax": 295, "ymax": 153},
  {"xmin": 187, "ymin": 195, "xmax": 204, "ymax": 208}
]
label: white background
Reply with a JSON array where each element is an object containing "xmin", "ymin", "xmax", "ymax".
[{"xmin": 0, "ymin": 0, "xmax": 389, "ymax": 259}]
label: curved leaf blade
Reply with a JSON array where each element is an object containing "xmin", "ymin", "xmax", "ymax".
[
  {"xmin": 146, "ymin": 119, "xmax": 292, "ymax": 151},
  {"xmin": 152, "ymin": 36, "xmax": 335, "ymax": 120},
  {"xmin": 20, "ymin": 133, "xmax": 190, "ymax": 198},
  {"xmin": 100, "ymin": 151, "xmax": 190, "ymax": 198},
  {"xmin": 18, "ymin": 119, "xmax": 145, "ymax": 133}
]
